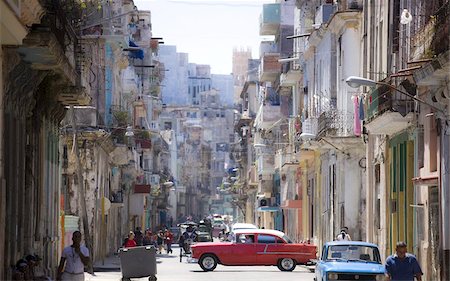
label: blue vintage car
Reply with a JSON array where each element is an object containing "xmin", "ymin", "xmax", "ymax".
[{"xmin": 315, "ymin": 241, "xmax": 385, "ymax": 281}]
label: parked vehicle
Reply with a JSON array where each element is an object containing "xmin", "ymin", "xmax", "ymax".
[
  {"xmin": 191, "ymin": 229, "xmax": 317, "ymax": 272},
  {"xmin": 230, "ymin": 223, "xmax": 258, "ymax": 232},
  {"xmin": 196, "ymin": 223, "xmax": 213, "ymax": 242},
  {"xmin": 315, "ymin": 241, "xmax": 385, "ymax": 281}
]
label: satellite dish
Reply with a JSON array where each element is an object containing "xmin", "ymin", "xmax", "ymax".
[{"xmin": 400, "ymin": 9, "xmax": 412, "ymax": 25}]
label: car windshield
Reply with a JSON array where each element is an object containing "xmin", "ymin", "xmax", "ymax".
[
  {"xmin": 326, "ymin": 245, "xmax": 381, "ymax": 263},
  {"xmin": 282, "ymin": 235, "xmax": 293, "ymax": 244}
]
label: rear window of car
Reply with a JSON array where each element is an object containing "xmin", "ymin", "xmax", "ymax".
[{"xmin": 257, "ymin": 235, "xmax": 276, "ymax": 244}]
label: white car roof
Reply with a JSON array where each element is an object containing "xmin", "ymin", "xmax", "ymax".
[
  {"xmin": 231, "ymin": 223, "xmax": 258, "ymax": 230},
  {"xmin": 233, "ymin": 228, "xmax": 285, "ymax": 238}
]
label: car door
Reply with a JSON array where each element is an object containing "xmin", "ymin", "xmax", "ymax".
[
  {"xmin": 223, "ymin": 234, "xmax": 256, "ymax": 265},
  {"xmin": 315, "ymin": 245, "xmax": 327, "ymax": 281},
  {"xmin": 255, "ymin": 234, "xmax": 278, "ymax": 265}
]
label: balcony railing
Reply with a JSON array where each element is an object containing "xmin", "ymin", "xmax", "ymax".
[
  {"xmin": 317, "ymin": 109, "xmax": 354, "ymax": 138},
  {"xmin": 366, "ymin": 85, "xmax": 415, "ymax": 122},
  {"xmin": 431, "ymin": 2, "xmax": 449, "ymax": 56},
  {"xmin": 301, "ymin": 117, "xmax": 318, "ymax": 137},
  {"xmin": 259, "ymin": 3, "xmax": 280, "ymax": 36}
]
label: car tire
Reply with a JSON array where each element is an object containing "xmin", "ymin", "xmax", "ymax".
[
  {"xmin": 277, "ymin": 258, "xmax": 296, "ymax": 271},
  {"xmin": 199, "ymin": 254, "xmax": 218, "ymax": 271}
]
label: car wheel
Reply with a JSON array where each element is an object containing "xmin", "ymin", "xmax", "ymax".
[
  {"xmin": 277, "ymin": 258, "xmax": 296, "ymax": 271},
  {"xmin": 199, "ymin": 254, "xmax": 218, "ymax": 271}
]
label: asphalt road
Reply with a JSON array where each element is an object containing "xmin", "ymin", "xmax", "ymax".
[{"xmin": 86, "ymin": 246, "xmax": 315, "ymax": 281}]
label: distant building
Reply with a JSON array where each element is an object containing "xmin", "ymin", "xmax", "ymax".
[
  {"xmin": 232, "ymin": 47, "xmax": 252, "ymax": 104},
  {"xmin": 212, "ymin": 74, "xmax": 234, "ymax": 106},
  {"xmin": 188, "ymin": 64, "xmax": 212, "ymax": 105},
  {"xmin": 158, "ymin": 45, "xmax": 189, "ymax": 105}
]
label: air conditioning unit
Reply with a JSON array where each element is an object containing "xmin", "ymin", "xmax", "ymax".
[{"xmin": 258, "ymin": 197, "xmax": 271, "ymax": 207}]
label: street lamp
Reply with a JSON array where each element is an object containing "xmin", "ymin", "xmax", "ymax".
[{"xmin": 345, "ymin": 76, "xmax": 444, "ymax": 114}]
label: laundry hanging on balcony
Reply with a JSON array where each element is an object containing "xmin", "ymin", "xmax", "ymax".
[
  {"xmin": 128, "ymin": 40, "xmax": 144, "ymax": 59},
  {"xmin": 353, "ymin": 95, "xmax": 362, "ymax": 136}
]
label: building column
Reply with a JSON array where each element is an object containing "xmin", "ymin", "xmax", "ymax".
[{"xmin": 0, "ymin": 45, "xmax": 5, "ymax": 280}]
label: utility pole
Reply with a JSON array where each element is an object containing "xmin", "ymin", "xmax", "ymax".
[{"xmin": 69, "ymin": 105, "xmax": 94, "ymax": 273}]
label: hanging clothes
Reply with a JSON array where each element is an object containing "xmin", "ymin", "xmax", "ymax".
[
  {"xmin": 359, "ymin": 96, "xmax": 365, "ymax": 120},
  {"xmin": 353, "ymin": 96, "xmax": 362, "ymax": 136}
]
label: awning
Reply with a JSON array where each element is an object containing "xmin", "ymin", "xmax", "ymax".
[
  {"xmin": 281, "ymin": 200, "xmax": 302, "ymax": 209},
  {"xmin": 128, "ymin": 40, "xmax": 144, "ymax": 59},
  {"xmin": 257, "ymin": 206, "xmax": 281, "ymax": 212}
]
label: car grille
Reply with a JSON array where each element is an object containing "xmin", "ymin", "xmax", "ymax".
[{"xmin": 337, "ymin": 274, "xmax": 377, "ymax": 280}]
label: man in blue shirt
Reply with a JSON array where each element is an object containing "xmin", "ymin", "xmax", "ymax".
[{"xmin": 385, "ymin": 241, "xmax": 423, "ymax": 281}]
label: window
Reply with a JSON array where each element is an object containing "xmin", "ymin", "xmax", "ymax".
[{"xmin": 257, "ymin": 235, "xmax": 276, "ymax": 244}]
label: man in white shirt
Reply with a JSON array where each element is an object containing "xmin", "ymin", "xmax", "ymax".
[
  {"xmin": 57, "ymin": 231, "xmax": 90, "ymax": 281},
  {"xmin": 336, "ymin": 227, "xmax": 352, "ymax": 241}
]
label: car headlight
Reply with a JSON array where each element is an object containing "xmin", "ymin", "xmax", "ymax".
[
  {"xmin": 328, "ymin": 273, "xmax": 338, "ymax": 280},
  {"xmin": 375, "ymin": 274, "xmax": 385, "ymax": 281}
]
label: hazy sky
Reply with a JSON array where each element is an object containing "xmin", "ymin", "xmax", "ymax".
[{"xmin": 134, "ymin": 0, "xmax": 275, "ymax": 74}]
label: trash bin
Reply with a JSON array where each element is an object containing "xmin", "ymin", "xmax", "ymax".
[{"xmin": 118, "ymin": 246, "xmax": 157, "ymax": 281}]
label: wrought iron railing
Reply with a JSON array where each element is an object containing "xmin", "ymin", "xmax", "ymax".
[
  {"xmin": 46, "ymin": 0, "xmax": 84, "ymax": 85},
  {"xmin": 317, "ymin": 109, "xmax": 354, "ymax": 138},
  {"xmin": 366, "ymin": 84, "xmax": 415, "ymax": 121}
]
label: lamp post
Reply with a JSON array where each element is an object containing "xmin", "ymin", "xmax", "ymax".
[{"xmin": 345, "ymin": 76, "xmax": 444, "ymax": 114}]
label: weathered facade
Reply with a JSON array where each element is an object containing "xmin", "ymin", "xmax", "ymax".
[{"xmin": 1, "ymin": 0, "xmax": 90, "ymax": 278}]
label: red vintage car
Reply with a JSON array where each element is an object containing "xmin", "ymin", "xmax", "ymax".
[{"xmin": 191, "ymin": 229, "xmax": 317, "ymax": 272}]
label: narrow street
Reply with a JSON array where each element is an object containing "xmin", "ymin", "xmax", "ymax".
[{"xmin": 86, "ymin": 246, "xmax": 314, "ymax": 281}]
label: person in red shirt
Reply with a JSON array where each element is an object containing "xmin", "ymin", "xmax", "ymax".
[
  {"xmin": 165, "ymin": 229, "xmax": 174, "ymax": 254},
  {"xmin": 124, "ymin": 231, "xmax": 137, "ymax": 248}
]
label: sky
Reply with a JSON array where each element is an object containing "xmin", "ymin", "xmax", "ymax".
[{"xmin": 134, "ymin": 0, "xmax": 275, "ymax": 74}]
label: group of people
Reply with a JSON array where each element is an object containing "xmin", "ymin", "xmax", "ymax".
[
  {"xmin": 123, "ymin": 227, "xmax": 174, "ymax": 254},
  {"xmin": 335, "ymin": 227, "xmax": 422, "ymax": 281},
  {"xmin": 12, "ymin": 254, "xmax": 50, "ymax": 280}
]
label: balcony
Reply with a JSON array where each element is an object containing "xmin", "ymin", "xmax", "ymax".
[
  {"xmin": 16, "ymin": 1, "xmax": 90, "ymax": 105},
  {"xmin": 317, "ymin": 109, "xmax": 354, "ymax": 139},
  {"xmin": 365, "ymin": 84, "xmax": 415, "ymax": 136},
  {"xmin": 260, "ymin": 54, "xmax": 281, "ymax": 82},
  {"xmin": 280, "ymin": 61, "xmax": 302, "ymax": 87},
  {"xmin": 315, "ymin": 4, "xmax": 336, "ymax": 26},
  {"xmin": 259, "ymin": 3, "xmax": 280, "ymax": 36},
  {"xmin": 256, "ymin": 152, "xmax": 275, "ymax": 177}
]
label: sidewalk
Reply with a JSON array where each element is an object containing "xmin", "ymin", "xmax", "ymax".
[{"xmin": 93, "ymin": 254, "xmax": 121, "ymax": 272}]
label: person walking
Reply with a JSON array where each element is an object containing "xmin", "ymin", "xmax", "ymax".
[
  {"xmin": 156, "ymin": 230, "xmax": 165, "ymax": 254},
  {"xmin": 335, "ymin": 227, "xmax": 351, "ymax": 241},
  {"xmin": 385, "ymin": 241, "xmax": 423, "ymax": 281},
  {"xmin": 57, "ymin": 231, "xmax": 90, "ymax": 281},
  {"xmin": 134, "ymin": 227, "xmax": 144, "ymax": 246},
  {"xmin": 165, "ymin": 229, "xmax": 174, "ymax": 254},
  {"xmin": 143, "ymin": 229, "xmax": 154, "ymax": 246}
]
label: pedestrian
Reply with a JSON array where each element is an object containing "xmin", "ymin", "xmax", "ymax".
[
  {"xmin": 123, "ymin": 231, "xmax": 137, "ymax": 248},
  {"xmin": 385, "ymin": 241, "xmax": 423, "ymax": 281},
  {"xmin": 156, "ymin": 230, "xmax": 165, "ymax": 254},
  {"xmin": 56, "ymin": 231, "xmax": 90, "ymax": 281},
  {"xmin": 134, "ymin": 227, "xmax": 143, "ymax": 246},
  {"xmin": 12, "ymin": 259, "xmax": 28, "ymax": 280},
  {"xmin": 336, "ymin": 227, "xmax": 351, "ymax": 241},
  {"xmin": 165, "ymin": 229, "xmax": 174, "ymax": 254},
  {"xmin": 143, "ymin": 230, "xmax": 154, "ymax": 246}
]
